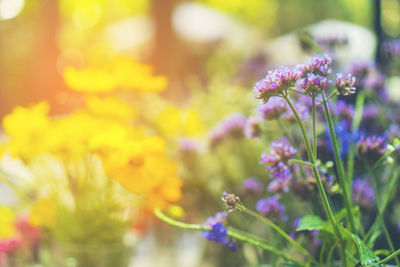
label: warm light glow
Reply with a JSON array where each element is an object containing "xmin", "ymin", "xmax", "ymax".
[
  {"xmin": 0, "ymin": 0, "xmax": 24, "ymax": 20},
  {"xmin": 72, "ymin": 1, "xmax": 102, "ymax": 30}
]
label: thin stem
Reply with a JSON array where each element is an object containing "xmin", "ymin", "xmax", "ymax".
[
  {"xmin": 154, "ymin": 209, "xmax": 304, "ymax": 266},
  {"xmin": 312, "ymin": 96, "xmax": 317, "ymax": 159},
  {"xmin": 370, "ymin": 169, "xmax": 400, "ymax": 266},
  {"xmin": 321, "ymin": 90, "xmax": 357, "ymax": 234},
  {"xmin": 285, "ymin": 95, "xmax": 347, "ymax": 267},
  {"xmin": 243, "ymin": 208, "xmax": 318, "ymax": 265},
  {"xmin": 288, "ymin": 159, "xmax": 314, "ymax": 167},
  {"xmin": 377, "ymin": 248, "xmax": 400, "ymax": 265}
]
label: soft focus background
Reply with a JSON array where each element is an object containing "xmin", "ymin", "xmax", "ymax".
[{"xmin": 0, "ymin": 0, "xmax": 398, "ymax": 116}]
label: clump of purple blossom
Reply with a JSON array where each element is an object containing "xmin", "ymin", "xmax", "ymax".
[
  {"xmin": 356, "ymin": 135, "xmax": 387, "ymax": 163},
  {"xmin": 257, "ymin": 97, "xmax": 287, "ymax": 120},
  {"xmin": 298, "ymin": 54, "xmax": 332, "ymax": 76},
  {"xmin": 201, "ymin": 212, "xmax": 237, "ymax": 251},
  {"xmin": 260, "ymin": 138, "xmax": 296, "ymax": 192},
  {"xmin": 256, "ymin": 195, "xmax": 288, "ymax": 221},
  {"xmin": 244, "ymin": 116, "xmax": 263, "ymax": 139},
  {"xmin": 298, "ymin": 73, "xmax": 330, "ymax": 96},
  {"xmin": 253, "ymin": 67, "xmax": 301, "ymax": 102},
  {"xmin": 335, "ymin": 73, "xmax": 356, "ymax": 96},
  {"xmin": 209, "ymin": 113, "xmax": 247, "ymax": 148},
  {"xmin": 241, "ymin": 177, "xmax": 263, "ymax": 195},
  {"xmin": 352, "ymin": 178, "xmax": 375, "ymax": 210}
]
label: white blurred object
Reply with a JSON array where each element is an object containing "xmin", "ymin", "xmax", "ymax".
[
  {"xmin": 386, "ymin": 76, "xmax": 400, "ymax": 101},
  {"xmin": 0, "ymin": 0, "xmax": 24, "ymax": 20},
  {"xmin": 173, "ymin": 2, "xmax": 256, "ymax": 49},
  {"xmin": 106, "ymin": 15, "xmax": 154, "ymax": 51},
  {"xmin": 265, "ymin": 20, "xmax": 376, "ymax": 66}
]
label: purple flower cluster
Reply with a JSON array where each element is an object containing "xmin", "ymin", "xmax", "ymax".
[
  {"xmin": 209, "ymin": 113, "xmax": 247, "ymax": 148},
  {"xmin": 244, "ymin": 116, "xmax": 263, "ymax": 139},
  {"xmin": 352, "ymin": 178, "xmax": 375, "ymax": 210},
  {"xmin": 281, "ymin": 101, "xmax": 310, "ymax": 122},
  {"xmin": 335, "ymin": 73, "xmax": 356, "ymax": 96},
  {"xmin": 298, "ymin": 72, "xmax": 330, "ymax": 95},
  {"xmin": 201, "ymin": 212, "xmax": 237, "ymax": 251},
  {"xmin": 383, "ymin": 39, "xmax": 400, "ymax": 56},
  {"xmin": 241, "ymin": 177, "xmax": 263, "ymax": 194},
  {"xmin": 356, "ymin": 135, "xmax": 387, "ymax": 163},
  {"xmin": 257, "ymin": 97, "xmax": 287, "ymax": 120},
  {"xmin": 256, "ymin": 195, "xmax": 288, "ymax": 221},
  {"xmin": 221, "ymin": 191, "xmax": 243, "ymax": 212},
  {"xmin": 260, "ymin": 138, "xmax": 296, "ymax": 192},
  {"xmin": 253, "ymin": 67, "xmax": 301, "ymax": 102},
  {"xmin": 299, "ymin": 54, "xmax": 332, "ymax": 76}
]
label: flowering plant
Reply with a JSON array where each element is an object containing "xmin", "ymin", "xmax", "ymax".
[{"xmin": 156, "ymin": 50, "xmax": 400, "ymax": 266}]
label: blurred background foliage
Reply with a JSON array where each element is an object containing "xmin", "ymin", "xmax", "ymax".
[{"xmin": 0, "ymin": 0, "xmax": 398, "ymax": 118}]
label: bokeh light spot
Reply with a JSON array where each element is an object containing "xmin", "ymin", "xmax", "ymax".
[{"xmin": 0, "ymin": 0, "xmax": 24, "ymax": 20}]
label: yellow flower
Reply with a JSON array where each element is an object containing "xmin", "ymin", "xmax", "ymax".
[
  {"xmin": 63, "ymin": 57, "xmax": 167, "ymax": 93},
  {"xmin": 29, "ymin": 198, "xmax": 56, "ymax": 228},
  {"xmin": 85, "ymin": 95, "xmax": 137, "ymax": 120},
  {"xmin": 156, "ymin": 106, "xmax": 203, "ymax": 137},
  {"xmin": 0, "ymin": 207, "xmax": 15, "ymax": 238},
  {"xmin": 2, "ymin": 102, "xmax": 51, "ymax": 161}
]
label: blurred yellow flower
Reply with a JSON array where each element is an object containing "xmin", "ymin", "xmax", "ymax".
[
  {"xmin": 0, "ymin": 207, "xmax": 15, "ymax": 238},
  {"xmin": 85, "ymin": 95, "xmax": 137, "ymax": 120},
  {"xmin": 29, "ymin": 198, "xmax": 56, "ymax": 228},
  {"xmin": 157, "ymin": 106, "xmax": 203, "ymax": 137},
  {"xmin": 64, "ymin": 57, "xmax": 167, "ymax": 93},
  {"xmin": 2, "ymin": 102, "xmax": 51, "ymax": 161}
]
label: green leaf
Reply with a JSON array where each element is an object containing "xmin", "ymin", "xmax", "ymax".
[
  {"xmin": 350, "ymin": 234, "xmax": 379, "ymax": 266},
  {"xmin": 296, "ymin": 215, "xmax": 326, "ymax": 231}
]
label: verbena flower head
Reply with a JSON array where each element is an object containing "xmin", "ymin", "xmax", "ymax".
[
  {"xmin": 356, "ymin": 135, "xmax": 387, "ymax": 163},
  {"xmin": 335, "ymin": 73, "xmax": 356, "ymax": 96},
  {"xmin": 257, "ymin": 97, "xmax": 287, "ymax": 120},
  {"xmin": 256, "ymin": 196, "xmax": 288, "ymax": 221},
  {"xmin": 241, "ymin": 177, "xmax": 263, "ymax": 194},
  {"xmin": 201, "ymin": 212, "xmax": 237, "ymax": 251},
  {"xmin": 260, "ymin": 138, "xmax": 296, "ymax": 192},
  {"xmin": 352, "ymin": 178, "xmax": 375, "ymax": 210},
  {"xmin": 298, "ymin": 73, "xmax": 330, "ymax": 96},
  {"xmin": 209, "ymin": 113, "xmax": 247, "ymax": 148},
  {"xmin": 222, "ymin": 191, "xmax": 244, "ymax": 212},
  {"xmin": 244, "ymin": 116, "xmax": 263, "ymax": 139},
  {"xmin": 299, "ymin": 54, "xmax": 332, "ymax": 76},
  {"xmin": 253, "ymin": 67, "xmax": 301, "ymax": 102}
]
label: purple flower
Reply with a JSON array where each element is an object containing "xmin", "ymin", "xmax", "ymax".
[
  {"xmin": 298, "ymin": 73, "xmax": 330, "ymax": 95},
  {"xmin": 352, "ymin": 178, "xmax": 375, "ymax": 210},
  {"xmin": 221, "ymin": 191, "xmax": 244, "ymax": 212},
  {"xmin": 383, "ymin": 39, "xmax": 400, "ymax": 56},
  {"xmin": 333, "ymin": 100, "xmax": 354, "ymax": 127},
  {"xmin": 253, "ymin": 67, "xmax": 301, "ymax": 102},
  {"xmin": 260, "ymin": 138, "xmax": 296, "ymax": 192},
  {"xmin": 335, "ymin": 73, "xmax": 356, "ymax": 96},
  {"xmin": 256, "ymin": 196, "xmax": 288, "ymax": 221},
  {"xmin": 298, "ymin": 54, "xmax": 332, "ymax": 76},
  {"xmin": 209, "ymin": 113, "xmax": 247, "ymax": 148},
  {"xmin": 244, "ymin": 116, "xmax": 263, "ymax": 139},
  {"xmin": 281, "ymin": 101, "xmax": 310, "ymax": 122},
  {"xmin": 257, "ymin": 97, "xmax": 287, "ymax": 120},
  {"xmin": 356, "ymin": 135, "xmax": 387, "ymax": 163},
  {"xmin": 201, "ymin": 212, "xmax": 237, "ymax": 251},
  {"xmin": 241, "ymin": 177, "xmax": 263, "ymax": 194}
]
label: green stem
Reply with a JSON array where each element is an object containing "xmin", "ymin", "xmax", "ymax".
[
  {"xmin": 312, "ymin": 96, "xmax": 317, "ymax": 159},
  {"xmin": 242, "ymin": 208, "xmax": 317, "ymax": 265},
  {"xmin": 288, "ymin": 159, "xmax": 314, "ymax": 167},
  {"xmin": 285, "ymin": 95, "xmax": 347, "ymax": 266},
  {"xmin": 321, "ymin": 91, "xmax": 356, "ymax": 234},
  {"xmin": 154, "ymin": 209, "xmax": 304, "ymax": 266},
  {"xmin": 370, "ymin": 170, "xmax": 400, "ymax": 266},
  {"xmin": 377, "ymin": 248, "xmax": 400, "ymax": 265}
]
